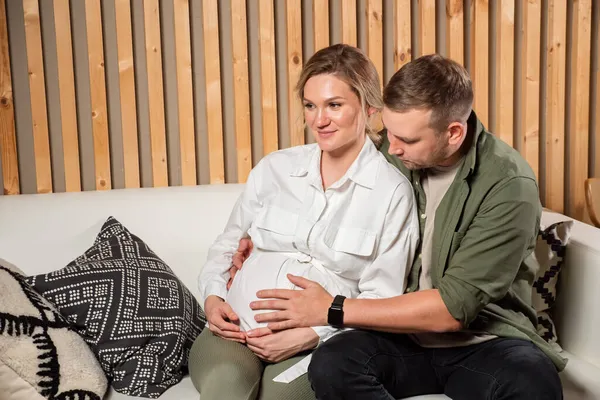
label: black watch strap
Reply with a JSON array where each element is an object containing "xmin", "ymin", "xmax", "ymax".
[{"xmin": 327, "ymin": 295, "xmax": 346, "ymax": 328}]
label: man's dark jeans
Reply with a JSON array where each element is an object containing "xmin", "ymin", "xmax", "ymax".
[{"xmin": 308, "ymin": 330, "xmax": 563, "ymax": 400}]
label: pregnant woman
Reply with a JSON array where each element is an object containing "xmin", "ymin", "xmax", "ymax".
[{"xmin": 189, "ymin": 44, "xmax": 420, "ymax": 400}]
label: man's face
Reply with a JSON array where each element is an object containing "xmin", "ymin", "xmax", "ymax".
[{"xmin": 382, "ymin": 107, "xmax": 450, "ymax": 170}]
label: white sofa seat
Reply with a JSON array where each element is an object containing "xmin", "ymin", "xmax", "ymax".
[{"xmin": 0, "ymin": 184, "xmax": 598, "ymax": 400}]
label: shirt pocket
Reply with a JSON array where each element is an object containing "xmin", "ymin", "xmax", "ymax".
[
  {"xmin": 254, "ymin": 206, "xmax": 298, "ymax": 236},
  {"xmin": 323, "ymin": 225, "xmax": 377, "ymax": 274}
]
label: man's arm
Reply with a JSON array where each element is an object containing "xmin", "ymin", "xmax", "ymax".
[{"xmin": 253, "ymin": 177, "xmax": 540, "ymax": 334}]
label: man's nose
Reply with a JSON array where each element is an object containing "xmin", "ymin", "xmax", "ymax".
[{"xmin": 390, "ymin": 143, "xmax": 404, "ymax": 156}]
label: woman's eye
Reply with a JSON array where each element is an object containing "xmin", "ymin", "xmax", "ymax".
[
  {"xmin": 303, "ymin": 103, "xmax": 315, "ymax": 110},
  {"xmin": 329, "ymin": 103, "xmax": 341, "ymax": 109}
]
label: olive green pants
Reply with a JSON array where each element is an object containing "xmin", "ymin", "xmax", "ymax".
[{"xmin": 188, "ymin": 328, "xmax": 316, "ymax": 400}]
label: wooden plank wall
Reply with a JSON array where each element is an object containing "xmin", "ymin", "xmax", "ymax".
[{"xmin": 1, "ymin": 0, "xmax": 599, "ymax": 222}]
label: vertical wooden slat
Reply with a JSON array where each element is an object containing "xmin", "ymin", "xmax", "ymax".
[
  {"xmin": 258, "ymin": 0, "xmax": 278, "ymax": 155},
  {"xmin": 115, "ymin": 0, "xmax": 140, "ymax": 188},
  {"xmin": 568, "ymin": 0, "xmax": 592, "ymax": 220},
  {"xmin": 395, "ymin": 0, "xmax": 411, "ymax": 70},
  {"xmin": 0, "ymin": 0, "xmax": 19, "ymax": 195},
  {"xmin": 174, "ymin": 0, "xmax": 197, "ymax": 185},
  {"xmin": 341, "ymin": 0, "xmax": 357, "ymax": 46},
  {"xmin": 520, "ymin": 0, "xmax": 541, "ymax": 180},
  {"xmin": 313, "ymin": 0, "xmax": 329, "ymax": 52},
  {"xmin": 85, "ymin": 0, "xmax": 111, "ymax": 190},
  {"xmin": 470, "ymin": 0, "xmax": 489, "ymax": 127},
  {"xmin": 203, "ymin": 0, "xmax": 225, "ymax": 183},
  {"xmin": 446, "ymin": 0, "xmax": 464, "ymax": 65},
  {"xmin": 143, "ymin": 0, "xmax": 169, "ymax": 187},
  {"xmin": 24, "ymin": 0, "xmax": 52, "ymax": 193},
  {"xmin": 494, "ymin": 0, "xmax": 514, "ymax": 146},
  {"xmin": 231, "ymin": 0, "xmax": 252, "ymax": 183},
  {"xmin": 54, "ymin": 0, "xmax": 80, "ymax": 192},
  {"xmin": 544, "ymin": 0, "xmax": 566, "ymax": 213},
  {"xmin": 366, "ymin": 0, "xmax": 383, "ymax": 81},
  {"xmin": 418, "ymin": 0, "xmax": 436, "ymax": 56},
  {"xmin": 596, "ymin": 6, "xmax": 600, "ymax": 179},
  {"xmin": 287, "ymin": 0, "xmax": 304, "ymax": 147}
]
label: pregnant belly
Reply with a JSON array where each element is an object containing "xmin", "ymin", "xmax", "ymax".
[{"xmin": 225, "ymin": 252, "xmax": 341, "ymax": 332}]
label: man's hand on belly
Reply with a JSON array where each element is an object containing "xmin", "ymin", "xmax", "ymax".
[
  {"xmin": 246, "ymin": 327, "xmax": 319, "ymax": 363},
  {"xmin": 249, "ymin": 274, "xmax": 332, "ymax": 331},
  {"xmin": 227, "ymin": 237, "xmax": 254, "ymax": 290}
]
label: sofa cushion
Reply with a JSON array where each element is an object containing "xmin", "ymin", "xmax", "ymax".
[
  {"xmin": 27, "ymin": 217, "xmax": 207, "ymax": 399},
  {"xmin": 531, "ymin": 220, "xmax": 573, "ymax": 351},
  {"xmin": 0, "ymin": 259, "xmax": 107, "ymax": 400}
]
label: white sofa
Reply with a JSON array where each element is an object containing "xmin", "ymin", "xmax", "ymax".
[{"xmin": 0, "ymin": 184, "xmax": 598, "ymax": 400}]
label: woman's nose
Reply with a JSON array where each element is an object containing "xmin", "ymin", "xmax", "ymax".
[{"xmin": 315, "ymin": 110, "xmax": 330, "ymax": 127}]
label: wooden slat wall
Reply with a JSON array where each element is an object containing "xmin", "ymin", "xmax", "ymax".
[
  {"xmin": 231, "ymin": 0, "xmax": 252, "ymax": 183},
  {"xmin": 446, "ymin": 0, "xmax": 464, "ymax": 65},
  {"xmin": 418, "ymin": 0, "xmax": 436, "ymax": 56},
  {"xmin": 520, "ymin": 0, "xmax": 541, "ymax": 181},
  {"xmin": 568, "ymin": 0, "xmax": 592, "ymax": 219},
  {"xmin": 0, "ymin": 0, "xmax": 18, "ymax": 195},
  {"xmin": 2, "ymin": 0, "xmax": 600, "ymax": 223},
  {"xmin": 494, "ymin": 1, "xmax": 515, "ymax": 147},
  {"xmin": 23, "ymin": 0, "xmax": 52, "ymax": 193},
  {"xmin": 545, "ymin": 0, "xmax": 567, "ymax": 214},
  {"xmin": 395, "ymin": 0, "xmax": 411, "ymax": 69},
  {"xmin": 174, "ymin": 0, "xmax": 197, "ymax": 186},
  {"xmin": 53, "ymin": 0, "xmax": 80, "ymax": 192},
  {"xmin": 114, "ymin": 0, "xmax": 140, "ymax": 189},
  {"xmin": 287, "ymin": 0, "xmax": 303, "ymax": 148},
  {"xmin": 258, "ymin": 0, "xmax": 278, "ymax": 157}
]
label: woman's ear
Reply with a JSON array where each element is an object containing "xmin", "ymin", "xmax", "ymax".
[{"xmin": 367, "ymin": 107, "xmax": 378, "ymax": 117}]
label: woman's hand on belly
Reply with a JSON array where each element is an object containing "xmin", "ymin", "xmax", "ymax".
[
  {"xmin": 204, "ymin": 295, "xmax": 246, "ymax": 343},
  {"xmin": 245, "ymin": 327, "xmax": 319, "ymax": 363}
]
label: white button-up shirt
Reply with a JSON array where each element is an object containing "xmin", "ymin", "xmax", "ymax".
[{"xmin": 198, "ymin": 137, "xmax": 419, "ymax": 381}]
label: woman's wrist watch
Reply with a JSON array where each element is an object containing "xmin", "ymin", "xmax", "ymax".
[{"xmin": 327, "ymin": 295, "xmax": 346, "ymax": 328}]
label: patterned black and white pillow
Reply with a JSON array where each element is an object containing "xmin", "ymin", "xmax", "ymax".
[
  {"xmin": 27, "ymin": 217, "xmax": 207, "ymax": 399},
  {"xmin": 0, "ymin": 259, "xmax": 107, "ymax": 399},
  {"xmin": 531, "ymin": 220, "xmax": 573, "ymax": 351}
]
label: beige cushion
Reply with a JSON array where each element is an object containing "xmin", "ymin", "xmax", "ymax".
[
  {"xmin": 0, "ymin": 259, "xmax": 107, "ymax": 399},
  {"xmin": 0, "ymin": 359, "xmax": 45, "ymax": 400}
]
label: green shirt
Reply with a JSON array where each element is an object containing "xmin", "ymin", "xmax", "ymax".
[{"xmin": 379, "ymin": 111, "xmax": 567, "ymax": 371}]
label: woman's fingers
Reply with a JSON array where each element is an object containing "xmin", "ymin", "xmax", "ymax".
[
  {"xmin": 246, "ymin": 343, "xmax": 267, "ymax": 360},
  {"xmin": 209, "ymin": 323, "xmax": 246, "ymax": 342},
  {"xmin": 246, "ymin": 326, "xmax": 273, "ymax": 338}
]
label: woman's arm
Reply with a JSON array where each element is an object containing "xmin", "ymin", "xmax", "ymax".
[{"xmin": 198, "ymin": 163, "xmax": 264, "ymax": 305}]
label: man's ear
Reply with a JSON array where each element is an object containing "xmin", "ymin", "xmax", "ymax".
[{"xmin": 447, "ymin": 122, "xmax": 466, "ymax": 145}]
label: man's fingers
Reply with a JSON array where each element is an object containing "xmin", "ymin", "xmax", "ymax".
[
  {"xmin": 286, "ymin": 274, "xmax": 314, "ymax": 289},
  {"xmin": 250, "ymin": 299, "xmax": 288, "ymax": 311},
  {"xmin": 254, "ymin": 311, "xmax": 287, "ymax": 323},
  {"xmin": 255, "ymin": 289, "xmax": 295, "ymax": 300},
  {"xmin": 267, "ymin": 321, "xmax": 296, "ymax": 331},
  {"xmin": 232, "ymin": 253, "xmax": 244, "ymax": 269}
]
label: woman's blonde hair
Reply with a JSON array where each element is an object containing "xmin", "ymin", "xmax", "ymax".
[{"xmin": 295, "ymin": 44, "xmax": 384, "ymax": 145}]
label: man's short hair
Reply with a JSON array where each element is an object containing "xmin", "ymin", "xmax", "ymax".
[{"xmin": 383, "ymin": 54, "xmax": 474, "ymax": 133}]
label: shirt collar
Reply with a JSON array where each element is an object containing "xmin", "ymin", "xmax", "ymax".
[{"xmin": 289, "ymin": 137, "xmax": 380, "ymax": 190}]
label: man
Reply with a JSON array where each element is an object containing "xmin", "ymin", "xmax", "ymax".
[{"xmin": 235, "ymin": 54, "xmax": 565, "ymax": 399}]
